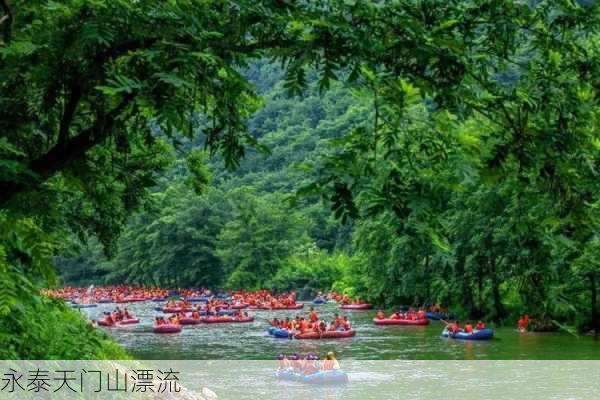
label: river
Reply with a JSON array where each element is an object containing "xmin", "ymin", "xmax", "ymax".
[{"xmin": 79, "ymin": 302, "xmax": 600, "ymax": 359}]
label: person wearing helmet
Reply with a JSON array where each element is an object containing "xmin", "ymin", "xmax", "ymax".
[
  {"xmin": 303, "ymin": 354, "xmax": 319, "ymax": 375},
  {"xmin": 290, "ymin": 353, "xmax": 302, "ymax": 373},
  {"xmin": 277, "ymin": 353, "xmax": 289, "ymax": 371},
  {"xmin": 322, "ymin": 352, "xmax": 340, "ymax": 370}
]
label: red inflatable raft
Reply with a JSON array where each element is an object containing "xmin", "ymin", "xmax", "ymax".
[
  {"xmin": 162, "ymin": 307, "xmax": 192, "ymax": 313},
  {"xmin": 97, "ymin": 318, "xmax": 114, "ymax": 327},
  {"xmin": 340, "ymin": 304, "xmax": 373, "ymax": 310},
  {"xmin": 179, "ymin": 317, "xmax": 202, "ymax": 325},
  {"xmin": 201, "ymin": 316, "xmax": 255, "ymax": 323},
  {"xmin": 125, "ymin": 296, "xmax": 146, "ymax": 302},
  {"xmin": 249, "ymin": 304, "xmax": 304, "ymax": 310},
  {"xmin": 294, "ymin": 330, "xmax": 356, "ymax": 339},
  {"xmin": 153, "ymin": 324, "xmax": 182, "ymax": 333},
  {"xmin": 373, "ymin": 318, "xmax": 429, "ymax": 326},
  {"xmin": 116, "ymin": 318, "xmax": 140, "ymax": 325}
]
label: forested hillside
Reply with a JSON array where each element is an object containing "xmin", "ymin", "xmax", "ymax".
[{"xmin": 55, "ymin": 61, "xmax": 365, "ymax": 296}]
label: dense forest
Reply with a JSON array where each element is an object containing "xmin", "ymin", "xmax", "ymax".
[
  {"xmin": 55, "ymin": 61, "xmax": 361, "ymax": 296},
  {"xmin": 1, "ymin": 1, "xmax": 599, "ymax": 359}
]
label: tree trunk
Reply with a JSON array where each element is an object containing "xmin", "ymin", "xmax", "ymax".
[
  {"xmin": 455, "ymin": 255, "xmax": 474, "ymax": 315},
  {"xmin": 591, "ymin": 273, "xmax": 598, "ymax": 333},
  {"xmin": 490, "ymin": 257, "xmax": 507, "ymax": 320},
  {"xmin": 474, "ymin": 267, "xmax": 484, "ymax": 319},
  {"xmin": 423, "ymin": 254, "xmax": 430, "ymax": 306}
]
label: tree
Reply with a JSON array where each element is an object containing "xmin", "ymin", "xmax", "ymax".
[{"xmin": 216, "ymin": 188, "xmax": 312, "ymax": 289}]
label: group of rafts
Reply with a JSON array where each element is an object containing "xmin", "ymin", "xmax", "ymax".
[
  {"xmin": 268, "ymin": 294, "xmax": 493, "ymax": 341},
  {"xmin": 330, "ymin": 290, "xmax": 494, "ymax": 341},
  {"xmin": 89, "ymin": 290, "xmax": 309, "ymax": 334},
  {"xmin": 50, "ymin": 286, "xmax": 494, "ymax": 340},
  {"xmin": 97, "ymin": 299, "xmax": 258, "ymax": 334}
]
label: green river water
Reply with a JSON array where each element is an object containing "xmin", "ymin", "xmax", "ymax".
[{"xmin": 80, "ymin": 302, "xmax": 600, "ymax": 360}]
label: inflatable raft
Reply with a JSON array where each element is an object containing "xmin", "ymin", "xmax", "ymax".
[
  {"xmin": 312, "ymin": 298, "xmax": 326, "ymax": 305},
  {"xmin": 116, "ymin": 318, "xmax": 140, "ymax": 325},
  {"xmin": 276, "ymin": 370, "xmax": 348, "ymax": 384},
  {"xmin": 162, "ymin": 307, "xmax": 193, "ymax": 313},
  {"xmin": 441, "ymin": 328, "xmax": 494, "ymax": 341},
  {"xmin": 179, "ymin": 317, "xmax": 202, "ymax": 325},
  {"xmin": 201, "ymin": 316, "xmax": 254, "ymax": 323},
  {"xmin": 294, "ymin": 330, "xmax": 356, "ymax": 340},
  {"xmin": 373, "ymin": 318, "xmax": 429, "ymax": 326},
  {"xmin": 249, "ymin": 304, "xmax": 304, "ymax": 310},
  {"xmin": 97, "ymin": 318, "xmax": 114, "ymax": 327},
  {"xmin": 185, "ymin": 296, "xmax": 211, "ymax": 302},
  {"xmin": 340, "ymin": 304, "xmax": 372, "ymax": 310},
  {"xmin": 153, "ymin": 324, "xmax": 182, "ymax": 334},
  {"xmin": 270, "ymin": 328, "xmax": 292, "ymax": 338}
]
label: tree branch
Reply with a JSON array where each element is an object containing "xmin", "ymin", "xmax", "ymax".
[
  {"xmin": 0, "ymin": 0, "xmax": 12, "ymax": 46},
  {"xmin": 58, "ymin": 82, "xmax": 83, "ymax": 146},
  {"xmin": 0, "ymin": 93, "xmax": 136, "ymax": 208}
]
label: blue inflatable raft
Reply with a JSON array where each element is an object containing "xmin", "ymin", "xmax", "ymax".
[
  {"xmin": 271, "ymin": 328, "xmax": 291, "ymax": 339},
  {"xmin": 312, "ymin": 298, "xmax": 326, "ymax": 305},
  {"xmin": 276, "ymin": 370, "xmax": 348, "ymax": 384},
  {"xmin": 441, "ymin": 328, "xmax": 494, "ymax": 341},
  {"xmin": 185, "ymin": 296, "xmax": 211, "ymax": 302}
]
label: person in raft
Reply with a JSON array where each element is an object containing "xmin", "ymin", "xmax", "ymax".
[
  {"xmin": 322, "ymin": 352, "xmax": 340, "ymax": 371},
  {"xmin": 517, "ymin": 315, "xmax": 530, "ymax": 333},
  {"xmin": 464, "ymin": 321, "xmax": 474, "ymax": 333},
  {"xmin": 376, "ymin": 310, "xmax": 385, "ymax": 319},
  {"xmin": 343, "ymin": 316, "xmax": 351, "ymax": 330},
  {"xmin": 333, "ymin": 313, "xmax": 345, "ymax": 330},
  {"xmin": 303, "ymin": 353, "xmax": 320, "ymax": 375},
  {"xmin": 447, "ymin": 320, "xmax": 461, "ymax": 334},
  {"xmin": 299, "ymin": 316, "xmax": 309, "ymax": 332},
  {"xmin": 276, "ymin": 354, "xmax": 290, "ymax": 371},
  {"xmin": 309, "ymin": 307, "xmax": 319, "ymax": 323},
  {"xmin": 476, "ymin": 321, "xmax": 486, "ymax": 330},
  {"xmin": 289, "ymin": 353, "xmax": 303, "ymax": 373},
  {"xmin": 317, "ymin": 319, "xmax": 327, "ymax": 334}
]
